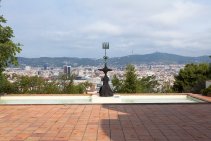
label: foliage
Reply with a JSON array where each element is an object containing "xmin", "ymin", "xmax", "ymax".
[
  {"xmin": 0, "ymin": 74, "xmax": 87, "ymax": 94},
  {"xmin": 0, "ymin": 15, "xmax": 22, "ymax": 73},
  {"xmin": 208, "ymin": 63, "xmax": 211, "ymax": 79},
  {"xmin": 14, "ymin": 76, "xmax": 44, "ymax": 94},
  {"xmin": 112, "ymin": 64, "xmax": 158, "ymax": 93},
  {"xmin": 63, "ymin": 83, "xmax": 82, "ymax": 94},
  {"xmin": 61, "ymin": 73, "xmax": 81, "ymax": 94},
  {"xmin": 80, "ymin": 81, "xmax": 92, "ymax": 94},
  {"xmin": 202, "ymin": 85, "xmax": 211, "ymax": 96},
  {"xmin": 122, "ymin": 64, "xmax": 138, "ymax": 93},
  {"xmin": 112, "ymin": 74, "xmax": 122, "ymax": 92},
  {"xmin": 137, "ymin": 76, "xmax": 158, "ymax": 93},
  {"xmin": 160, "ymin": 81, "xmax": 174, "ymax": 93},
  {"xmin": 41, "ymin": 81, "xmax": 60, "ymax": 94},
  {"xmin": 0, "ymin": 73, "xmax": 15, "ymax": 94},
  {"xmin": 173, "ymin": 63, "xmax": 209, "ymax": 93},
  {"xmin": 209, "ymin": 56, "xmax": 211, "ymax": 79}
]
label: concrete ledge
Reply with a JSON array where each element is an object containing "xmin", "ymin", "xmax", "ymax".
[
  {"xmin": 188, "ymin": 93, "xmax": 211, "ymax": 103},
  {"xmin": 92, "ymin": 95, "xmax": 121, "ymax": 103}
]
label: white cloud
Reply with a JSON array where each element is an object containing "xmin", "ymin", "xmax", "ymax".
[
  {"xmin": 150, "ymin": 1, "xmax": 204, "ymax": 26},
  {"xmin": 2, "ymin": 0, "xmax": 211, "ymax": 57},
  {"xmin": 82, "ymin": 22, "xmax": 122, "ymax": 36}
]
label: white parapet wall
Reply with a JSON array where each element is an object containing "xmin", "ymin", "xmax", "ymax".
[
  {"xmin": 92, "ymin": 95, "xmax": 121, "ymax": 103},
  {"xmin": 206, "ymin": 80, "xmax": 211, "ymax": 88}
]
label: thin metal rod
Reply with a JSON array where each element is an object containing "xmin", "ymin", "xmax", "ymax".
[{"xmin": 105, "ymin": 48, "xmax": 107, "ymax": 57}]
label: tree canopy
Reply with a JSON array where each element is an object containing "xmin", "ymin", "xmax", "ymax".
[
  {"xmin": 0, "ymin": 15, "xmax": 22, "ymax": 73},
  {"xmin": 173, "ymin": 63, "xmax": 209, "ymax": 93},
  {"xmin": 1, "ymin": 74, "xmax": 89, "ymax": 94},
  {"xmin": 122, "ymin": 64, "xmax": 138, "ymax": 93},
  {"xmin": 209, "ymin": 56, "xmax": 211, "ymax": 79},
  {"xmin": 112, "ymin": 64, "xmax": 158, "ymax": 93}
]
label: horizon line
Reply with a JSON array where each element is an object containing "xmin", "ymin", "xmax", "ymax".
[{"xmin": 17, "ymin": 52, "xmax": 210, "ymax": 59}]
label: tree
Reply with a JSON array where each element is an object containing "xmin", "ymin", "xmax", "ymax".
[
  {"xmin": 209, "ymin": 56, "xmax": 211, "ymax": 79},
  {"xmin": 160, "ymin": 81, "xmax": 173, "ymax": 93},
  {"xmin": 42, "ymin": 81, "xmax": 60, "ymax": 94},
  {"xmin": 112, "ymin": 74, "xmax": 122, "ymax": 92},
  {"xmin": 122, "ymin": 64, "xmax": 138, "ymax": 93},
  {"xmin": 137, "ymin": 76, "xmax": 158, "ymax": 93},
  {"xmin": 202, "ymin": 85, "xmax": 211, "ymax": 96},
  {"xmin": 112, "ymin": 64, "xmax": 158, "ymax": 93},
  {"xmin": 173, "ymin": 63, "xmax": 209, "ymax": 93},
  {"xmin": 0, "ymin": 73, "xmax": 16, "ymax": 94},
  {"xmin": 0, "ymin": 15, "xmax": 22, "ymax": 73},
  {"xmin": 14, "ymin": 76, "xmax": 45, "ymax": 94},
  {"xmin": 81, "ymin": 81, "xmax": 92, "ymax": 94}
]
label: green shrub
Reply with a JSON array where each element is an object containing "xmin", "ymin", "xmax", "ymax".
[
  {"xmin": 202, "ymin": 85, "xmax": 211, "ymax": 96},
  {"xmin": 0, "ymin": 73, "xmax": 16, "ymax": 94}
]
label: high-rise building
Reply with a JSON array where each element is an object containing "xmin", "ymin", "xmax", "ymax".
[
  {"xmin": 64, "ymin": 65, "xmax": 71, "ymax": 75},
  {"xmin": 67, "ymin": 66, "xmax": 71, "ymax": 75},
  {"xmin": 63, "ymin": 65, "xmax": 67, "ymax": 73},
  {"xmin": 43, "ymin": 63, "xmax": 48, "ymax": 70}
]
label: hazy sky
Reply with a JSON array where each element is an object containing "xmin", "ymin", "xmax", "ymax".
[{"xmin": 1, "ymin": 0, "xmax": 211, "ymax": 58}]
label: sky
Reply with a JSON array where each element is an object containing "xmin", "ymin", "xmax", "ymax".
[{"xmin": 1, "ymin": 0, "xmax": 211, "ymax": 58}]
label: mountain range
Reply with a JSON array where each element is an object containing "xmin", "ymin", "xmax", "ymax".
[{"xmin": 17, "ymin": 52, "xmax": 211, "ymax": 67}]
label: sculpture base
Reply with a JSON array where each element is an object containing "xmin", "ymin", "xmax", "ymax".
[{"xmin": 99, "ymin": 85, "xmax": 113, "ymax": 97}]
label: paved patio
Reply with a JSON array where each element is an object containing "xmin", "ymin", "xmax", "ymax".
[{"xmin": 0, "ymin": 104, "xmax": 211, "ymax": 141}]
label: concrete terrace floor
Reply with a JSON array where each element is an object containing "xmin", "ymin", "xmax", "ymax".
[{"xmin": 0, "ymin": 104, "xmax": 211, "ymax": 141}]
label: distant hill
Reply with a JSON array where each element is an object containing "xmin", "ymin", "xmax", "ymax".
[
  {"xmin": 18, "ymin": 52, "xmax": 211, "ymax": 67},
  {"xmin": 109, "ymin": 52, "xmax": 211, "ymax": 66},
  {"xmin": 17, "ymin": 57, "xmax": 99, "ymax": 67}
]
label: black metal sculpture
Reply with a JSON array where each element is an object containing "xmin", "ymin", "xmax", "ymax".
[{"xmin": 98, "ymin": 42, "xmax": 113, "ymax": 97}]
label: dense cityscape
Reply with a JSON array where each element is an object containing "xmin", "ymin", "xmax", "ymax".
[{"xmin": 4, "ymin": 64, "xmax": 185, "ymax": 93}]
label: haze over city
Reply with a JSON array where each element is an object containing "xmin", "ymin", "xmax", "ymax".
[{"xmin": 1, "ymin": 0, "xmax": 211, "ymax": 58}]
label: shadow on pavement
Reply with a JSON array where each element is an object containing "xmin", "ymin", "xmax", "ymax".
[{"xmin": 99, "ymin": 104, "xmax": 211, "ymax": 141}]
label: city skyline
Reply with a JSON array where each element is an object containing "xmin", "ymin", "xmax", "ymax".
[{"xmin": 1, "ymin": 0, "xmax": 211, "ymax": 58}]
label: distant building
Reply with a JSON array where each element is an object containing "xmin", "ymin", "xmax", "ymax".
[
  {"xmin": 67, "ymin": 66, "xmax": 71, "ymax": 75},
  {"xmin": 43, "ymin": 63, "xmax": 48, "ymax": 70},
  {"xmin": 64, "ymin": 65, "xmax": 71, "ymax": 75},
  {"xmin": 37, "ymin": 71, "xmax": 42, "ymax": 76},
  {"xmin": 25, "ymin": 66, "xmax": 31, "ymax": 71},
  {"xmin": 73, "ymin": 76, "xmax": 87, "ymax": 84},
  {"xmin": 63, "ymin": 65, "xmax": 67, "ymax": 73}
]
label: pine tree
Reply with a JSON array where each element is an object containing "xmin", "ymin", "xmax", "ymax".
[
  {"xmin": 173, "ymin": 63, "xmax": 209, "ymax": 93},
  {"xmin": 112, "ymin": 74, "xmax": 122, "ymax": 92},
  {"xmin": 122, "ymin": 64, "xmax": 138, "ymax": 93}
]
